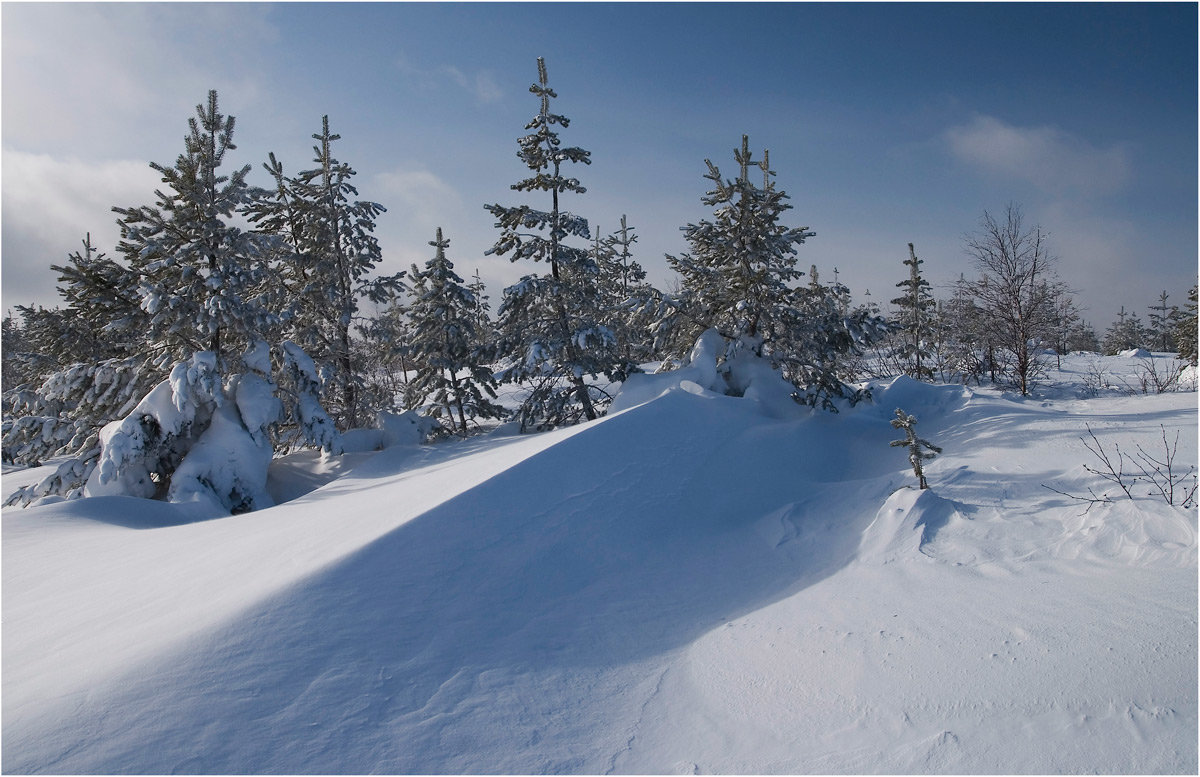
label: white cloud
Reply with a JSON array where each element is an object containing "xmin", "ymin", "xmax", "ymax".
[
  {"xmin": 2, "ymin": 149, "xmax": 161, "ymax": 310},
  {"xmin": 374, "ymin": 168, "xmax": 464, "ymax": 230},
  {"xmin": 2, "ymin": 4, "xmax": 276, "ymax": 159},
  {"xmin": 944, "ymin": 115, "xmax": 1131, "ymax": 197},
  {"xmin": 395, "ymin": 54, "xmax": 504, "ymax": 104}
]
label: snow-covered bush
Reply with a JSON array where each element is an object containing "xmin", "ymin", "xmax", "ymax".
[{"xmin": 83, "ymin": 344, "xmax": 285, "ymax": 515}]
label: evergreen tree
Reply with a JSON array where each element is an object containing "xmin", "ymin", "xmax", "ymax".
[
  {"xmin": 1046, "ymin": 290, "xmax": 1083, "ymax": 368},
  {"xmin": 49, "ymin": 233, "xmax": 145, "ymax": 359},
  {"xmin": 890, "ymin": 243, "xmax": 936, "ymax": 380},
  {"xmin": 247, "ymin": 115, "xmax": 405, "ymax": 429},
  {"xmin": 113, "ymin": 90, "xmax": 273, "ymax": 369},
  {"xmin": 1175, "ymin": 284, "xmax": 1198, "ymax": 366},
  {"xmin": 664, "ymin": 137, "xmax": 813, "ymax": 356},
  {"xmin": 592, "ymin": 216, "xmax": 652, "ymax": 365},
  {"xmin": 890, "ymin": 408, "xmax": 942, "ymax": 490},
  {"xmin": 485, "ymin": 57, "xmax": 618, "ymax": 430},
  {"xmin": 1065, "ymin": 319, "xmax": 1101, "ymax": 353},
  {"xmin": 660, "ymin": 137, "xmax": 881, "ymax": 409},
  {"xmin": 357, "ymin": 301, "xmax": 414, "ymax": 413},
  {"xmin": 1102, "ymin": 306, "xmax": 1146, "ymax": 354},
  {"xmin": 940, "ymin": 276, "xmax": 989, "ymax": 384},
  {"xmin": 407, "ymin": 229, "xmax": 505, "ymax": 434},
  {"xmin": 1146, "ymin": 290, "xmax": 1176, "ymax": 353}
]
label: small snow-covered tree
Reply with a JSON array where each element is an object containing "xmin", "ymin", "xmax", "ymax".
[
  {"xmin": 890, "ymin": 408, "xmax": 942, "ymax": 490},
  {"xmin": 277, "ymin": 341, "xmax": 342, "ymax": 455},
  {"xmin": 890, "ymin": 243, "xmax": 936, "ymax": 380},
  {"xmin": 485, "ymin": 57, "xmax": 620, "ymax": 430},
  {"xmin": 594, "ymin": 215, "xmax": 655, "ymax": 365},
  {"xmin": 407, "ymin": 228, "xmax": 505, "ymax": 434},
  {"xmin": 48, "ymin": 233, "xmax": 145, "ymax": 360}
]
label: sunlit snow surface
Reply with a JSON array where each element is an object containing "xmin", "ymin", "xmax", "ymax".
[{"xmin": 3, "ymin": 353, "xmax": 1196, "ymax": 773}]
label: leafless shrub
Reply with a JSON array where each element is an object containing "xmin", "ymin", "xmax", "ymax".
[{"xmin": 1043, "ymin": 424, "xmax": 1197, "ymax": 512}]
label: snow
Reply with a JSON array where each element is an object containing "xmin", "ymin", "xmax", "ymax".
[{"xmin": 3, "ymin": 351, "xmax": 1196, "ymax": 773}]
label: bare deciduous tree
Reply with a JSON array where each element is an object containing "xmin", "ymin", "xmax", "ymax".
[{"xmin": 959, "ymin": 203, "xmax": 1068, "ymax": 396}]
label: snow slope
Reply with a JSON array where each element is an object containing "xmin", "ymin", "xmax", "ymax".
[{"xmin": 3, "ymin": 354, "xmax": 1196, "ymax": 773}]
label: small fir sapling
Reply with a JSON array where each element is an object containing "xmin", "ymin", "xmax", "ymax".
[{"xmin": 890, "ymin": 408, "xmax": 942, "ymax": 489}]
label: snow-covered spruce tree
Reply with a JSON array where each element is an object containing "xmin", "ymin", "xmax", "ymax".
[
  {"xmin": 3, "ymin": 237, "xmax": 161, "ymax": 501},
  {"xmin": 890, "ymin": 408, "xmax": 941, "ymax": 490},
  {"xmin": 889, "ymin": 243, "xmax": 936, "ymax": 380},
  {"xmin": 777, "ymin": 276, "xmax": 889, "ymax": 410},
  {"xmin": 357, "ymin": 301, "xmax": 415, "ymax": 413},
  {"xmin": 466, "ymin": 268, "xmax": 496, "ymax": 349},
  {"xmin": 246, "ymin": 115, "xmax": 405, "ymax": 429},
  {"xmin": 662, "ymin": 138, "xmax": 812, "ymax": 357},
  {"xmin": 960, "ymin": 204, "xmax": 1067, "ymax": 396},
  {"xmin": 406, "ymin": 229, "xmax": 505, "ymax": 434},
  {"xmin": 594, "ymin": 215, "xmax": 655, "ymax": 364},
  {"xmin": 485, "ymin": 57, "xmax": 620, "ymax": 431},
  {"xmin": 277, "ymin": 341, "xmax": 342, "ymax": 455},
  {"xmin": 46, "ymin": 233, "xmax": 146, "ymax": 361},
  {"xmin": 113, "ymin": 90, "xmax": 274, "ymax": 369},
  {"xmin": 659, "ymin": 137, "xmax": 881, "ymax": 409},
  {"xmin": 1175, "ymin": 284, "xmax": 1198, "ymax": 366},
  {"xmin": 1045, "ymin": 289, "xmax": 1083, "ymax": 368},
  {"xmin": 938, "ymin": 275, "xmax": 990, "ymax": 385}
]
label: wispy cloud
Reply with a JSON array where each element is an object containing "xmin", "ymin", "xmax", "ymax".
[
  {"xmin": 395, "ymin": 55, "xmax": 504, "ymax": 104},
  {"xmin": 2, "ymin": 4, "xmax": 276, "ymax": 158},
  {"xmin": 944, "ymin": 115, "xmax": 1131, "ymax": 197},
  {"xmin": 1, "ymin": 149, "xmax": 160, "ymax": 308},
  {"xmin": 374, "ymin": 167, "xmax": 464, "ymax": 229}
]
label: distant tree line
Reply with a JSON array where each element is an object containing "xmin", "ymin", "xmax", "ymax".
[{"xmin": 2, "ymin": 59, "xmax": 1196, "ymax": 511}]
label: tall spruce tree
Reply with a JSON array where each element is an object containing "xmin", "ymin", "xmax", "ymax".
[
  {"xmin": 407, "ymin": 229, "xmax": 505, "ymax": 434},
  {"xmin": 247, "ymin": 115, "xmax": 405, "ymax": 429},
  {"xmin": 890, "ymin": 243, "xmax": 936, "ymax": 380},
  {"xmin": 113, "ymin": 90, "xmax": 272, "ymax": 369},
  {"xmin": 485, "ymin": 57, "xmax": 618, "ymax": 430}
]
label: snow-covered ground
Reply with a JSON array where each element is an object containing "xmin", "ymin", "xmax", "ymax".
[{"xmin": 3, "ymin": 352, "xmax": 1196, "ymax": 773}]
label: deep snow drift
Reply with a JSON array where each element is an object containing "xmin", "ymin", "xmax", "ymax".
[{"xmin": 2, "ymin": 353, "xmax": 1196, "ymax": 774}]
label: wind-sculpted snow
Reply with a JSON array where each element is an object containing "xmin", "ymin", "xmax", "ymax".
[{"xmin": 3, "ymin": 360, "xmax": 1196, "ymax": 773}]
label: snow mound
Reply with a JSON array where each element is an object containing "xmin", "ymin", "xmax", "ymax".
[
  {"xmin": 858, "ymin": 486, "xmax": 972, "ymax": 565},
  {"xmin": 611, "ymin": 329, "xmax": 803, "ymax": 419},
  {"xmin": 871, "ymin": 374, "xmax": 973, "ymax": 420},
  {"xmin": 4, "ymin": 351, "xmax": 1196, "ymax": 774},
  {"xmin": 1049, "ymin": 497, "xmax": 1197, "ymax": 567},
  {"xmin": 1119, "ymin": 347, "xmax": 1153, "ymax": 358}
]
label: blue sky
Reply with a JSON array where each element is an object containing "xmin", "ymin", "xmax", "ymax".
[{"xmin": 3, "ymin": 2, "xmax": 1196, "ymax": 330}]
